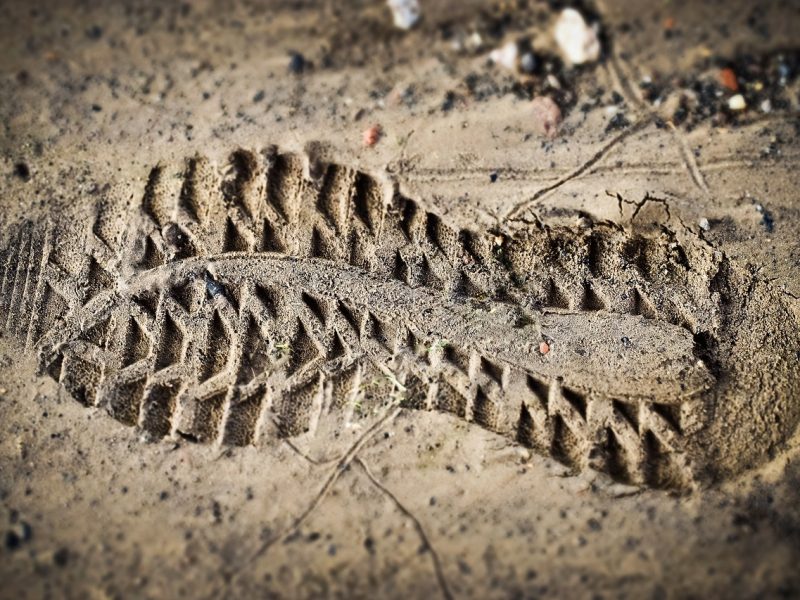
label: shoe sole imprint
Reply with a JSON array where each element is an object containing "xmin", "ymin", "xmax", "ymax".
[{"xmin": 1, "ymin": 147, "xmax": 798, "ymax": 489}]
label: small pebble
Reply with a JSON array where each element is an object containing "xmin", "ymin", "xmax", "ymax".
[
  {"xmin": 520, "ymin": 52, "xmax": 536, "ymax": 74},
  {"xmin": 719, "ymin": 68, "xmax": 738, "ymax": 91},
  {"xmin": 606, "ymin": 112, "xmax": 630, "ymax": 132},
  {"xmin": 387, "ymin": 0, "xmax": 420, "ymax": 30},
  {"xmin": 554, "ymin": 8, "xmax": 601, "ymax": 65},
  {"xmin": 204, "ymin": 272, "xmax": 227, "ymax": 300},
  {"xmin": 288, "ymin": 52, "xmax": 307, "ymax": 74},
  {"xmin": 489, "ymin": 41, "xmax": 518, "ymax": 71},
  {"xmin": 539, "ymin": 341, "xmax": 550, "ymax": 355},
  {"xmin": 728, "ymin": 94, "xmax": 746, "ymax": 111},
  {"xmin": 530, "ymin": 96, "xmax": 562, "ymax": 139},
  {"xmin": 467, "ymin": 32, "xmax": 483, "ymax": 50},
  {"xmin": 546, "ymin": 74, "xmax": 561, "ymax": 89},
  {"xmin": 362, "ymin": 124, "xmax": 382, "ymax": 147},
  {"xmin": 699, "ymin": 218, "xmax": 711, "ymax": 231},
  {"xmin": 777, "ymin": 61, "xmax": 791, "ymax": 84}
]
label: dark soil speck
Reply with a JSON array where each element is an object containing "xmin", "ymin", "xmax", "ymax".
[
  {"xmin": 288, "ymin": 52, "xmax": 308, "ymax": 74},
  {"xmin": 13, "ymin": 162, "xmax": 30, "ymax": 181},
  {"xmin": 53, "ymin": 547, "xmax": 69, "ymax": 567}
]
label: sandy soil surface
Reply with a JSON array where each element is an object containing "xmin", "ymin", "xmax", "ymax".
[{"xmin": 1, "ymin": 1, "xmax": 799, "ymax": 598}]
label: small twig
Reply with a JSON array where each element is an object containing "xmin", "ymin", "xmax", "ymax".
[
  {"xmin": 355, "ymin": 457, "xmax": 454, "ymax": 600},
  {"xmin": 215, "ymin": 405, "xmax": 402, "ymax": 598}
]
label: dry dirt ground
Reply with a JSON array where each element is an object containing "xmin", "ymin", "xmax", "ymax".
[{"xmin": 1, "ymin": 1, "xmax": 800, "ymax": 598}]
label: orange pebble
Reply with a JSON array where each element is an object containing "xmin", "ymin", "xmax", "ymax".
[
  {"xmin": 719, "ymin": 68, "xmax": 738, "ymax": 91},
  {"xmin": 539, "ymin": 341, "xmax": 550, "ymax": 355},
  {"xmin": 663, "ymin": 17, "xmax": 675, "ymax": 30},
  {"xmin": 362, "ymin": 124, "xmax": 382, "ymax": 147}
]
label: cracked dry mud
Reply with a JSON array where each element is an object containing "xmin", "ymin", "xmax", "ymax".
[{"xmin": 1, "ymin": 1, "xmax": 800, "ymax": 599}]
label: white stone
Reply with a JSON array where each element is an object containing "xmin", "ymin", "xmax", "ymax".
[
  {"xmin": 468, "ymin": 32, "xmax": 483, "ymax": 50},
  {"xmin": 554, "ymin": 8, "xmax": 601, "ymax": 65},
  {"xmin": 489, "ymin": 41, "xmax": 518, "ymax": 71},
  {"xmin": 728, "ymin": 94, "xmax": 747, "ymax": 111},
  {"xmin": 387, "ymin": 0, "xmax": 420, "ymax": 30},
  {"xmin": 699, "ymin": 218, "xmax": 711, "ymax": 231}
]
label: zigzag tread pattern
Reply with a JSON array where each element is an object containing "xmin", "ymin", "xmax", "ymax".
[{"xmin": 2, "ymin": 148, "xmax": 728, "ymax": 489}]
